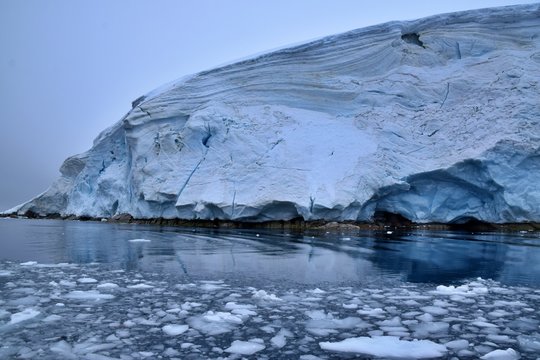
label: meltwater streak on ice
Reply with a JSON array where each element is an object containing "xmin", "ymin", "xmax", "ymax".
[{"xmin": 1, "ymin": 219, "xmax": 540, "ymax": 287}]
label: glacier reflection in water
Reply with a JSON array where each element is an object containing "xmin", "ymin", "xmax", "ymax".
[{"xmin": 1, "ymin": 218, "xmax": 539, "ymax": 287}]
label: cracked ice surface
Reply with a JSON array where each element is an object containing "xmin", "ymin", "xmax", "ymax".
[{"xmin": 1, "ymin": 262, "xmax": 540, "ymax": 359}]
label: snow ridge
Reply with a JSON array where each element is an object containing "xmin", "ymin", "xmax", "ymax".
[{"xmin": 11, "ymin": 4, "xmax": 540, "ymax": 223}]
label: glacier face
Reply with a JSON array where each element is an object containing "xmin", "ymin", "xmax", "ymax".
[{"xmin": 12, "ymin": 4, "xmax": 540, "ymax": 223}]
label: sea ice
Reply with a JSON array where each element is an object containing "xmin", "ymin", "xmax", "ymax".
[
  {"xmin": 126, "ymin": 283, "xmax": 153, "ymax": 289},
  {"xmin": 64, "ymin": 290, "xmax": 115, "ymax": 300},
  {"xmin": 480, "ymin": 348, "xmax": 520, "ymax": 360},
  {"xmin": 9, "ymin": 308, "xmax": 40, "ymax": 324},
  {"xmin": 162, "ymin": 324, "xmax": 189, "ymax": 335},
  {"xmin": 78, "ymin": 277, "xmax": 98, "ymax": 283},
  {"xmin": 128, "ymin": 238, "xmax": 151, "ymax": 242},
  {"xmin": 96, "ymin": 282, "xmax": 119, "ymax": 289},
  {"xmin": 224, "ymin": 340, "xmax": 265, "ymax": 355},
  {"xmin": 252, "ymin": 289, "xmax": 282, "ymax": 301},
  {"xmin": 19, "ymin": 261, "xmax": 37, "ymax": 266},
  {"xmin": 319, "ymin": 336, "xmax": 448, "ymax": 358},
  {"xmin": 420, "ymin": 306, "xmax": 449, "ymax": 316},
  {"xmin": 445, "ymin": 339, "xmax": 470, "ymax": 351}
]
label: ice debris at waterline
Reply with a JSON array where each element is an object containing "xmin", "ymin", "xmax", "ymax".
[
  {"xmin": 1, "ymin": 262, "xmax": 540, "ymax": 359},
  {"xmin": 6, "ymin": 4, "xmax": 540, "ymax": 224}
]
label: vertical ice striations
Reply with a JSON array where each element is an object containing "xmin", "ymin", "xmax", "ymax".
[{"xmin": 12, "ymin": 4, "xmax": 540, "ymax": 223}]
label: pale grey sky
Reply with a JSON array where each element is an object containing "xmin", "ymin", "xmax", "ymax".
[{"xmin": 0, "ymin": 0, "xmax": 536, "ymax": 210}]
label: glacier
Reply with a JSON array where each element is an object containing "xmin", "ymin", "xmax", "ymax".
[{"xmin": 7, "ymin": 4, "xmax": 540, "ymax": 224}]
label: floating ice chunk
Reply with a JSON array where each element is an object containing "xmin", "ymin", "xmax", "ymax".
[
  {"xmin": 517, "ymin": 334, "xmax": 540, "ymax": 352},
  {"xmin": 308, "ymin": 288, "xmax": 326, "ymax": 294},
  {"xmin": 224, "ymin": 302, "xmax": 256, "ymax": 311},
  {"xmin": 0, "ymin": 309, "xmax": 9, "ymax": 319},
  {"xmin": 162, "ymin": 324, "xmax": 189, "ymax": 335},
  {"xmin": 50, "ymin": 340, "xmax": 76, "ymax": 359},
  {"xmin": 127, "ymin": 283, "xmax": 153, "ymax": 289},
  {"xmin": 489, "ymin": 309, "xmax": 513, "ymax": 318},
  {"xmin": 487, "ymin": 335, "xmax": 513, "ymax": 343},
  {"xmin": 0, "ymin": 270, "xmax": 12, "ymax": 276},
  {"xmin": 306, "ymin": 310, "xmax": 327, "ymax": 320},
  {"xmin": 421, "ymin": 306, "xmax": 449, "ymax": 316},
  {"xmin": 300, "ymin": 355, "xmax": 324, "ymax": 360},
  {"xmin": 128, "ymin": 238, "xmax": 151, "ymax": 243},
  {"xmin": 97, "ymin": 283, "xmax": 119, "ymax": 289},
  {"xmin": 378, "ymin": 316, "xmax": 402, "ymax": 327},
  {"xmin": 225, "ymin": 340, "xmax": 265, "ymax": 355},
  {"xmin": 203, "ymin": 311, "xmax": 243, "ymax": 324},
  {"xmin": 9, "ymin": 308, "xmax": 40, "ymax": 324},
  {"xmin": 472, "ymin": 320, "xmax": 498, "ymax": 328},
  {"xmin": 494, "ymin": 300, "xmax": 528, "ymax": 307},
  {"xmin": 43, "ymin": 314, "xmax": 62, "ymax": 322},
  {"xmin": 200, "ymin": 283, "xmax": 226, "ymax": 291},
  {"xmin": 445, "ymin": 339, "xmax": 470, "ymax": 351},
  {"xmin": 417, "ymin": 313, "xmax": 434, "ymax": 322},
  {"xmin": 65, "ymin": 290, "xmax": 115, "ymax": 301},
  {"xmin": 271, "ymin": 328, "xmax": 292, "ymax": 348},
  {"xmin": 78, "ymin": 277, "xmax": 98, "ymax": 283},
  {"xmin": 252, "ymin": 290, "xmax": 282, "ymax": 301},
  {"xmin": 73, "ymin": 342, "xmax": 117, "ymax": 354},
  {"xmin": 85, "ymin": 352, "xmax": 120, "ymax": 360},
  {"xmin": 357, "ymin": 307, "xmax": 385, "ymax": 317},
  {"xmin": 412, "ymin": 321, "xmax": 450, "ymax": 337},
  {"xmin": 20, "ymin": 261, "xmax": 37, "ymax": 266},
  {"xmin": 8, "ymin": 295, "xmax": 39, "ymax": 306},
  {"xmin": 307, "ymin": 328, "xmax": 339, "ymax": 336},
  {"xmin": 434, "ymin": 284, "xmax": 471, "ymax": 295},
  {"xmin": 231, "ymin": 308, "xmax": 257, "ymax": 316},
  {"xmin": 343, "ymin": 303, "xmax": 358, "ymax": 309},
  {"xmin": 105, "ymin": 334, "xmax": 119, "ymax": 342},
  {"xmin": 163, "ymin": 348, "xmax": 180, "ymax": 356},
  {"xmin": 320, "ymin": 336, "xmax": 447, "ymax": 358},
  {"xmin": 187, "ymin": 310, "xmax": 243, "ymax": 335},
  {"xmin": 480, "ymin": 348, "xmax": 520, "ymax": 360},
  {"xmin": 59, "ymin": 280, "xmax": 76, "ymax": 287}
]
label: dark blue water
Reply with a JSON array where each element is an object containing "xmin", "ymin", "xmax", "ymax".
[{"xmin": 1, "ymin": 218, "xmax": 539, "ymax": 287}]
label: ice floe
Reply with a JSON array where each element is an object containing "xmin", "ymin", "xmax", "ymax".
[
  {"xmin": 162, "ymin": 324, "xmax": 189, "ymax": 336},
  {"xmin": 9, "ymin": 308, "xmax": 40, "ymax": 324},
  {"xmin": 225, "ymin": 340, "xmax": 265, "ymax": 355},
  {"xmin": 0, "ymin": 261, "xmax": 539, "ymax": 359},
  {"xmin": 320, "ymin": 336, "xmax": 448, "ymax": 358},
  {"xmin": 128, "ymin": 238, "xmax": 151, "ymax": 243}
]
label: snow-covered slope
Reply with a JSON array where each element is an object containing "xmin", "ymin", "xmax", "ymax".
[{"xmin": 12, "ymin": 4, "xmax": 540, "ymax": 223}]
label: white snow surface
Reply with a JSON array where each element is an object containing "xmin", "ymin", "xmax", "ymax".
[{"xmin": 12, "ymin": 4, "xmax": 540, "ymax": 224}]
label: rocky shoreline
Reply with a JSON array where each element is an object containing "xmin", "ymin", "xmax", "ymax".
[{"xmin": 2, "ymin": 211, "xmax": 539, "ymax": 233}]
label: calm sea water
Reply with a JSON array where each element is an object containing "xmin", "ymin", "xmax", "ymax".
[
  {"xmin": 1, "ymin": 218, "xmax": 540, "ymax": 359},
  {"xmin": 1, "ymin": 218, "xmax": 539, "ymax": 287}
]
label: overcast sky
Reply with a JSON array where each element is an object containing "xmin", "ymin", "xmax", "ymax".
[{"xmin": 0, "ymin": 0, "xmax": 536, "ymax": 210}]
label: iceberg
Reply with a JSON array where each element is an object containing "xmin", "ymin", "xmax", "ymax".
[{"xmin": 9, "ymin": 4, "xmax": 540, "ymax": 224}]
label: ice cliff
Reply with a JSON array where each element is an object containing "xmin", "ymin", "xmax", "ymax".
[{"xmin": 11, "ymin": 4, "xmax": 540, "ymax": 223}]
